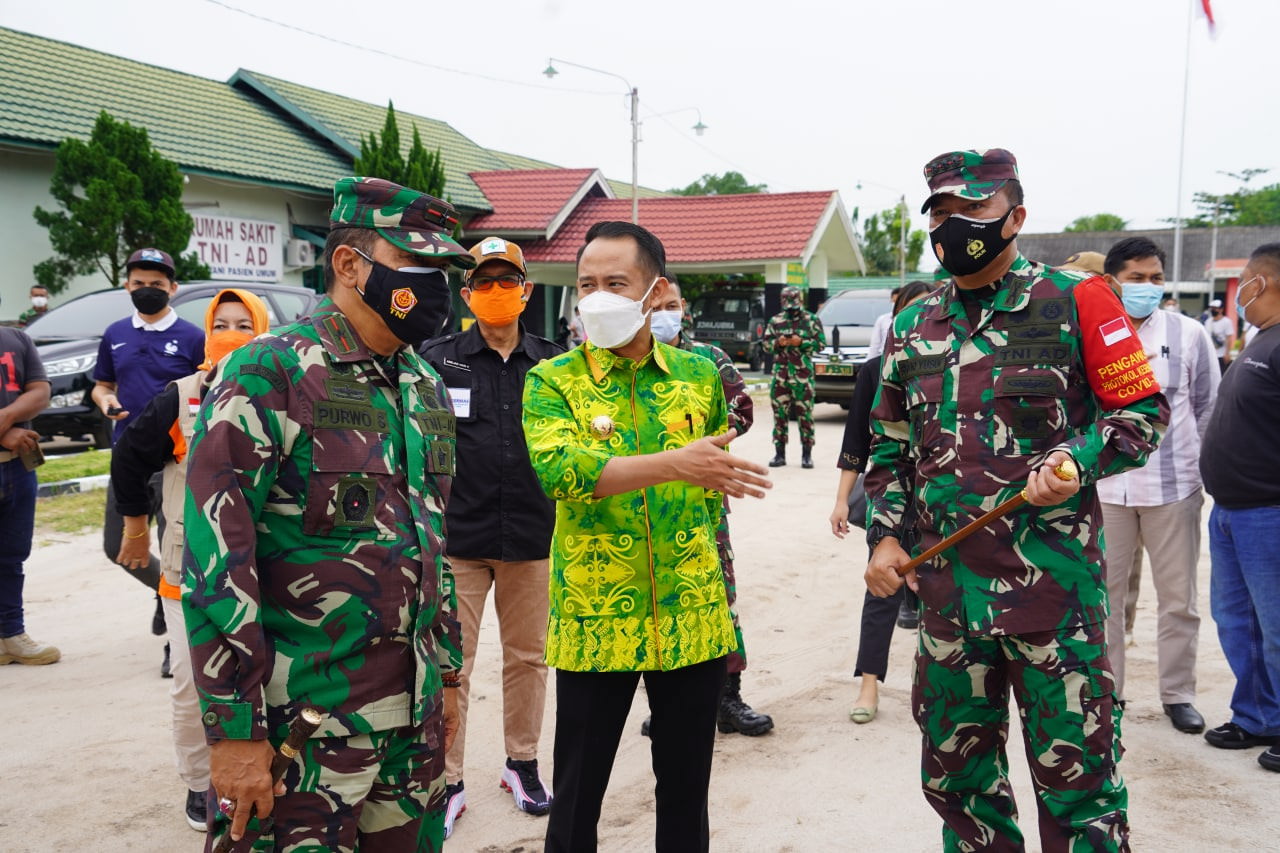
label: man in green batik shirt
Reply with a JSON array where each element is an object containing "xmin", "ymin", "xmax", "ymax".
[
  {"xmin": 523, "ymin": 221, "xmax": 771, "ymax": 852},
  {"xmin": 184, "ymin": 177, "xmax": 469, "ymax": 853}
]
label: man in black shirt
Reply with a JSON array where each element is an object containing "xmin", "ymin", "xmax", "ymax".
[
  {"xmin": 1199, "ymin": 242, "xmax": 1280, "ymax": 772},
  {"xmin": 420, "ymin": 237, "xmax": 565, "ymax": 836},
  {"xmin": 0, "ymin": 323, "xmax": 56, "ymax": 666}
]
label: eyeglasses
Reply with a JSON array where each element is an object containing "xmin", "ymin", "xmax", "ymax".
[{"xmin": 470, "ymin": 274, "xmax": 525, "ymax": 291}]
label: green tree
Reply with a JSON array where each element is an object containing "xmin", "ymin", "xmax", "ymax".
[
  {"xmin": 853, "ymin": 204, "xmax": 925, "ymax": 276},
  {"xmin": 1064, "ymin": 213, "xmax": 1128, "ymax": 232},
  {"xmin": 1179, "ymin": 168, "xmax": 1279, "ymax": 228},
  {"xmin": 354, "ymin": 101, "xmax": 446, "ymax": 197},
  {"xmin": 33, "ymin": 111, "xmax": 207, "ymax": 293},
  {"xmin": 671, "ymin": 171, "xmax": 767, "ymax": 196}
]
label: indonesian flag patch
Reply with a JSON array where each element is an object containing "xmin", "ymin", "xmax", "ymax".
[
  {"xmin": 1099, "ymin": 317, "xmax": 1132, "ymax": 346},
  {"xmin": 1073, "ymin": 276, "xmax": 1161, "ymax": 409}
]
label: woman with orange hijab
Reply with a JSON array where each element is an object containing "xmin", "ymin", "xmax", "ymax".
[{"xmin": 110, "ymin": 288, "xmax": 270, "ymax": 833}]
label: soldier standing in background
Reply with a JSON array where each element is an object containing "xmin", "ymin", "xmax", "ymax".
[
  {"xmin": 183, "ymin": 177, "xmax": 467, "ymax": 852},
  {"xmin": 649, "ymin": 275, "xmax": 774, "ymax": 737},
  {"xmin": 16, "ymin": 285, "xmax": 49, "ymax": 327},
  {"xmin": 762, "ymin": 285, "xmax": 824, "ymax": 468},
  {"xmin": 864, "ymin": 149, "xmax": 1169, "ymax": 851}
]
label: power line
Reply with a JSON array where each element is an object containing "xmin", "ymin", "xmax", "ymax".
[{"xmin": 203, "ymin": 0, "xmax": 614, "ymax": 96}]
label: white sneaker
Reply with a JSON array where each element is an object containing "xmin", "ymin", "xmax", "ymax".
[
  {"xmin": 0, "ymin": 632, "xmax": 61, "ymax": 665},
  {"xmin": 443, "ymin": 781, "xmax": 466, "ymax": 839}
]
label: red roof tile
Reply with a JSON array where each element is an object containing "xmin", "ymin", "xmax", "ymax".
[
  {"xmin": 520, "ymin": 191, "xmax": 836, "ymax": 264},
  {"xmin": 465, "ymin": 168, "xmax": 602, "ymax": 233}
]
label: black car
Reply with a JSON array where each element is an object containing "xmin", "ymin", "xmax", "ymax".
[
  {"xmin": 26, "ymin": 282, "xmax": 321, "ymax": 447},
  {"xmin": 813, "ymin": 289, "xmax": 894, "ymax": 407}
]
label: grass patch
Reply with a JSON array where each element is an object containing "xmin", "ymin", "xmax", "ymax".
[
  {"xmin": 35, "ymin": 488, "xmax": 107, "ymax": 536},
  {"xmin": 36, "ymin": 448, "xmax": 112, "ymax": 484}
]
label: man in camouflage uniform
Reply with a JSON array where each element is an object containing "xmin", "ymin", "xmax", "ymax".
[
  {"xmin": 16, "ymin": 285, "xmax": 49, "ymax": 327},
  {"xmin": 183, "ymin": 177, "xmax": 469, "ymax": 853},
  {"xmin": 648, "ymin": 275, "xmax": 774, "ymax": 736},
  {"xmin": 864, "ymin": 150, "xmax": 1170, "ymax": 852},
  {"xmin": 762, "ymin": 285, "xmax": 824, "ymax": 468}
]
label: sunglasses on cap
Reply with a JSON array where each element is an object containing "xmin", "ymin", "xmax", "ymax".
[{"xmin": 470, "ymin": 274, "xmax": 525, "ymax": 291}]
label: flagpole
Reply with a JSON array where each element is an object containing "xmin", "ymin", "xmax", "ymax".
[{"xmin": 1171, "ymin": 0, "xmax": 1194, "ymax": 302}]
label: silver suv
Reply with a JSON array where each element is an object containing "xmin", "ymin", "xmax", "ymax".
[{"xmin": 813, "ymin": 289, "xmax": 893, "ymax": 407}]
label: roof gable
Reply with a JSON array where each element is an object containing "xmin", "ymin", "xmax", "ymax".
[{"xmin": 464, "ymin": 169, "xmax": 613, "ymax": 237}]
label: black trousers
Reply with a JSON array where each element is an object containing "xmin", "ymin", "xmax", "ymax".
[
  {"xmin": 545, "ymin": 655, "xmax": 727, "ymax": 853},
  {"xmin": 854, "ymin": 587, "xmax": 904, "ymax": 680},
  {"xmin": 101, "ymin": 476, "xmax": 163, "ymax": 592}
]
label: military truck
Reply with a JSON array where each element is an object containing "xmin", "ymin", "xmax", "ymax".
[{"xmin": 688, "ymin": 288, "xmax": 767, "ymax": 369}]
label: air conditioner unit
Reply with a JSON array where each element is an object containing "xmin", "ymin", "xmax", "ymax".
[{"xmin": 285, "ymin": 239, "xmax": 316, "ymax": 268}]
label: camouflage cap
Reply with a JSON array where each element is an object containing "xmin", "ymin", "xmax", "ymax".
[
  {"xmin": 781, "ymin": 285, "xmax": 803, "ymax": 305},
  {"xmin": 330, "ymin": 177, "xmax": 476, "ymax": 270},
  {"xmin": 1060, "ymin": 251, "xmax": 1106, "ymax": 275},
  {"xmin": 920, "ymin": 149, "xmax": 1019, "ymax": 213},
  {"xmin": 466, "ymin": 236, "xmax": 526, "ymax": 281}
]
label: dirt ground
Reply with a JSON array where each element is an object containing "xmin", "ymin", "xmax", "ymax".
[{"xmin": 2, "ymin": 401, "xmax": 1277, "ymax": 852}]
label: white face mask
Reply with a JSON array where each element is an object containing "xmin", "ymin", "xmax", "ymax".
[
  {"xmin": 577, "ymin": 277, "xmax": 658, "ymax": 350},
  {"xmin": 1236, "ymin": 275, "xmax": 1265, "ymax": 324},
  {"xmin": 31, "ymin": 296, "xmax": 48, "ymax": 308},
  {"xmin": 649, "ymin": 309, "xmax": 683, "ymax": 344}
]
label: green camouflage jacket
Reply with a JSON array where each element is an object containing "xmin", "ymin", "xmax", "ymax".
[
  {"xmin": 522, "ymin": 339, "xmax": 736, "ymax": 672},
  {"xmin": 183, "ymin": 299, "xmax": 462, "ymax": 742},
  {"xmin": 761, "ymin": 307, "xmax": 824, "ymax": 378},
  {"xmin": 866, "ymin": 255, "xmax": 1170, "ymax": 635}
]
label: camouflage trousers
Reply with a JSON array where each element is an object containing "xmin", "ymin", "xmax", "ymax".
[
  {"xmin": 718, "ymin": 521, "xmax": 747, "ymax": 674},
  {"xmin": 769, "ymin": 376, "xmax": 815, "ymax": 450},
  {"xmin": 914, "ymin": 617, "xmax": 1128, "ymax": 852},
  {"xmin": 207, "ymin": 719, "xmax": 447, "ymax": 853}
]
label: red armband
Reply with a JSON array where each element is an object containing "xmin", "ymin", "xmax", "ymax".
[{"xmin": 1073, "ymin": 276, "xmax": 1160, "ymax": 408}]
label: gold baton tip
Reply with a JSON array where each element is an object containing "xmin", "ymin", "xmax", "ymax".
[
  {"xmin": 1053, "ymin": 458, "xmax": 1079, "ymax": 481},
  {"xmin": 300, "ymin": 707, "xmax": 324, "ymax": 726},
  {"xmin": 279, "ymin": 743, "xmax": 299, "ymax": 758}
]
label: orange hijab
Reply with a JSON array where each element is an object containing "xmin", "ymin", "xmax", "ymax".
[{"xmin": 199, "ymin": 288, "xmax": 271, "ymax": 370}]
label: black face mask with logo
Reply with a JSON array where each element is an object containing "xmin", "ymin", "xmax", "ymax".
[
  {"xmin": 130, "ymin": 285, "xmax": 171, "ymax": 315},
  {"xmin": 355, "ymin": 252, "xmax": 452, "ymax": 347},
  {"xmin": 930, "ymin": 207, "xmax": 1017, "ymax": 278}
]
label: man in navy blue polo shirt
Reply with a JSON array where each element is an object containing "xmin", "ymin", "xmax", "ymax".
[{"xmin": 91, "ymin": 248, "xmax": 204, "ymax": 669}]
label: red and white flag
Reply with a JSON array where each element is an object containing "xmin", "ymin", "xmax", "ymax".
[
  {"xmin": 1099, "ymin": 317, "xmax": 1132, "ymax": 347},
  {"xmin": 1197, "ymin": 0, "xmax": 1217, "ymax": 36}
]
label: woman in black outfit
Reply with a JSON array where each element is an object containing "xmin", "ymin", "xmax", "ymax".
[{"xmin": 828, "ymin": 280, "xmax": 935, "ymax": 723}]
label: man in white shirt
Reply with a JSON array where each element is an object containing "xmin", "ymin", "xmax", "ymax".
[
  {"xmin": 1204, "ymin": 298, "xmax": 1235, "ymax": 373},
  {"xmin": 865, "ymin": 286, "xmax": 900, "ymax": 360},
  {"xmin": 1097, "ymin": 237, "xmax": 1219, "ymax": 734}
]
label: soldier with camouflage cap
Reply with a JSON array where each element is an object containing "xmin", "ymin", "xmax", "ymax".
[
  {"xmin": 761, "ymin": 286, "xmax": 825, "ymax": 468},
  {"xmin": 183, "ymin": 176, "xmax": 471, "ymax": 852},
  {"xmin": 863, "ymin": 149, "xmax": 1170, "ymax": 851}
]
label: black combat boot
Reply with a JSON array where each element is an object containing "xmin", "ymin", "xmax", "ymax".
[
  {"xmin": 801, "ymin": 448, "xmax": 814, "ymax": 469},
  {"xmin": 768, "ymin": 446, "xmax": 786, "ymax": 467},
  {"xmin": 717, "ymin": 672, "xmax": 774, "ymax": 736}
]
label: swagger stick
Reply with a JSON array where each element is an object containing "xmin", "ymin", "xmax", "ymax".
[
  {"xmin": 895, "ymin": 458, "xmax": 1078, "ymax": 577},
  {"xmin": 212, "ymin": 706, "xmax": 325, "ymax": 853}
]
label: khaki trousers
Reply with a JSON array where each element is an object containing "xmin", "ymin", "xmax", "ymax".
[
  {"xmin": 444, "ymin": 557, "xmax": 549, "ymax": 784},
  {"xmin": 1102, "ymin": 490, "xmax": 1204, "ymax": 704},
  {"xmin": 162, "ymin": 596, "xmax": 210, "ymax": 792}
]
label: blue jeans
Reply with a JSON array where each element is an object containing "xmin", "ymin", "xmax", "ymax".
[
  {"xmin": 1208, "ymin": 503, "xmax": 1280, "ymax": 737},
  {"xmin": 0, "ymin": 458, "xmax": 38, "ymax": 637}
]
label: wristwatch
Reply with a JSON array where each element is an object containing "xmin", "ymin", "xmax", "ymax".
[{"xmin": 866, "ymin": 522, "xmax": 900, "ymax": 551}]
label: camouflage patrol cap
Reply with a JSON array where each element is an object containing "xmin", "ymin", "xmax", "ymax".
[
  {"xmin": 1060, "ymin": 251, "xmax": 1106, "ymax": 275},
  {"xmin": 330, "ymin": 177, "xmax": 476, "ymax": 269},
  {"xmin": 781, "ymin": 286, "xmax": 803, "ymax": 306},
  {"xmin": 920, "ymin": 149, "xmax": 1020, "ymax": 213}
]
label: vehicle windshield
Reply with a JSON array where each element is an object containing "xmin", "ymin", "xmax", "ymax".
[
  {"xmin": 819, "ymin": 295, "xmax": 892, "ymax": 328},
  {"xmin": 693, "ymin": 296, "xmax": 756, "ymax": 317},
  {"xmin": 24, "ymin": 290, "xmax": 132, "ymax": 341}
]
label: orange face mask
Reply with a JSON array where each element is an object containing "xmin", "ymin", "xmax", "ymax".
[
  {"xmin": 468, "ymin": 286, "xmax": 528, "ymax": 326},
  {"xmin": 204, "ymin": 330, "xmax": 254, "ymax": 368}
]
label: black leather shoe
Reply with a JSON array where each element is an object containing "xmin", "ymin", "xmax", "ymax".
[
  {"xmin": 640, "ymin": 716, "xmax": 651, "ymax": 738},
  {"xmin": 800, "ymin": 452, "xmax": 814, "ymax": 469},
  {"xmin": 1163, "ymin": 703, "xmax": 1205, "ymax": 734},
  {"xmin": 768, "ymin": 454, "xmax": 786, "ymax": 467},
  {"xmin": 1204, "ymin": 721, "xmax": 1280, "ymax": 749},
  {"xmin": 896, "ymin": 600, "xmax": 919, "ymax": 630},
  {"xmin": 1260, "ymin": 745, "xmax": 1280, "ymax": 772}
]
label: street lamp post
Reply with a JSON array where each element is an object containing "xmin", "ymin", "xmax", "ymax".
[{"xmin": 544, "ymin": 58, "xmax": 640, "ymax": 224}]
